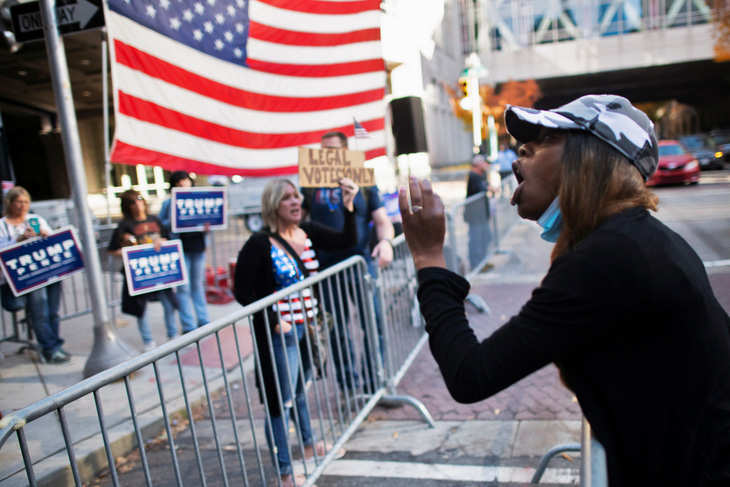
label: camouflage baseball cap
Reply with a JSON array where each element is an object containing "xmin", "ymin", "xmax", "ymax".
[{"xmin": 505, "ymin": 94, "xmax": 658, "ymax": 181}]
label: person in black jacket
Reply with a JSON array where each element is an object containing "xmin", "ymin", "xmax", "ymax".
[
  {"xmin": 234, "ymin": 178, "xmax": 356, "ymax": 487},
  {"xmin": 108, "ymin": 190, "xmax": 178, "ymax": 352},
  {"xmin": 399, "ymin": 95, "xmax": 730, "ymax": 486}
]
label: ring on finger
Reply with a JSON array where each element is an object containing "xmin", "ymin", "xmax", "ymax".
[{"xmin": 411, "ymin": 205, "xmax": 423, "ymax": 213}]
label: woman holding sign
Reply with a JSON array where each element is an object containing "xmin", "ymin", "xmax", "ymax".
[
  {"xmin": 0, "ymin": 186, "xmax": 69, "ymax": 364},
  {"xmin": 108, "ymin": 190, "xmax": 178, "ymax": 352},
  {"xmin": 234, "ymin": 178, "xmax": 357, "ymax": 487}
]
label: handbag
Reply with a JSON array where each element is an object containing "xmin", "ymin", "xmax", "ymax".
[{"xmin": 263, "ymin": 230, "xmax": 333, "ymax": 378}]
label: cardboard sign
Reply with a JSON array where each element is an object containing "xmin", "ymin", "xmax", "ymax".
[
  {"xmin": 171, "ymin": 187, "xmax": 227, "ymax": 233},
  {"xmin": 122, "ymin": 240, "xmax": 188, "ymax": 296},
  {"xmin": 0, "ymin": 227, "xmax": 85, "ymax": 296},
  {"xmin": 298, "ymin": 147, "xmax": 375, "ymax": 188}
]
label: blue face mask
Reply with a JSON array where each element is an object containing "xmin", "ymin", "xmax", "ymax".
[{"xmin": 537, "ymin": 198, "xmax": 562, "ymax": 243}]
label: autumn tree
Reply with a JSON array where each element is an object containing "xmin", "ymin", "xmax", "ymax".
[
  {"xmin": 712, "ymin": 0, "xmax": 730, "ymax": 61},
  {"xmin": 445, "ymin": 79, "xmax": 542, "ymax": 142}
]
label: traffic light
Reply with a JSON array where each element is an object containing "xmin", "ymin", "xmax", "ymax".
[{"xmin": 458, "ymin": 77, "xmax": 469, "ymax": 97}]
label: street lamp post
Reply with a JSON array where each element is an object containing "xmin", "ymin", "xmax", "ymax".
[{"xmin": 462, "ymin": 53, "xmax": 488, "ymax": 155}]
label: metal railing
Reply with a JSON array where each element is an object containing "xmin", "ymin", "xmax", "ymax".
[
  {"xmin": 444, "ymin": 175, "xmax": 522, "ymax": 312},
  {"xmin": 0, "ymin": 234, "xmax": 431, "ymax": 486},
  {"xmin": 2, "ymin": 182, "xmax": 608, "ymax": 485},
  {"xmin": 473, "ymin": 0, "xmax": 713, "ymax": 52}
]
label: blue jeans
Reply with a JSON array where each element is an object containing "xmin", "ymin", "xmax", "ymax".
[
  {"xmin": 266, "ymin": 324, "xmax": 314, "ymax": 476},
  {"xmin": 177, "ymin": 250, "xmax": 209, "ymax": 331},
  {"xmin": 26, "ymin": 281, "xmax": 63, "ymax": 357},
  {"xmin": 139, "ymin": 290, "xmax": 177, "ymax": 343},
  {"xmin": 324, "ymin": 259, "xmax": 384, "ymax": 394}
]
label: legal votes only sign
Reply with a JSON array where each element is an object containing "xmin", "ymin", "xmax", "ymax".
[
  {"xmin": 171, "ymin": 187, "xmax": 227, "ymax": 233},
  {"xmin": 122, "ymin": 240, "xmax": 187, "ymax": 296},
  {"xmin": 0, "ymin": 227, "xmax": 85, "ymax": 296},
  {"xmin": 298, "ymin": 147, "xmax": 375, "ymax": 188}
]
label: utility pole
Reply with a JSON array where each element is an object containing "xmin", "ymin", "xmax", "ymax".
[{"xmin": 38, "ymin": 0, "xmax": 133, "ymax": 377}]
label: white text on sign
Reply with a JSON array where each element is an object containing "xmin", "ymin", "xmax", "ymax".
[{"xmin": 4, "ymin": 239, "xmax": 75, "ymax": 276}]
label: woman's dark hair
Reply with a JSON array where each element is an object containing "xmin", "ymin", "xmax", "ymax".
[
  {"xmin": 170, "ymin": 171, "xmax": 193, "ymax": 188},
  {"xmin": 552, "ymin": 131, "xmax": 659, "ymax": 260},
  {"xmin": 120, "ymin": 189, "xmax": 146, "ymax": 220}
]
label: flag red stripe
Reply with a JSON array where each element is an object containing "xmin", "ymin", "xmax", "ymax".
[
  {"xmin": 249, "ymin": 21, "xmax": 380, "ymax": 46},
  {"xmin": 244, "ymin": 58, "xmax": 384, "ymax": 77},
  {"xmin": 111, "ymin": 141, "xmax": 386, "ymax": 175},
  {"xmin": 111, "ymin": 141, "xmax": 299, "ymax": 176},
  {"xmin": 115, "ymin": 41, "xmax": 384, "ymax": 112},
  {"xmin": 118, "ymin": 92, "xmax": 384, "ymax": 148},
  {"xmin": 257, "ymin": 0, "xmax": 381, "ymax": 15}
]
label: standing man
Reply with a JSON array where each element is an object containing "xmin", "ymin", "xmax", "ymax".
[
  {"xmin": 302, "ymin": 131, "xmax": 395, "ymax": 395},
  {"xmin": 159, "ymin": 171, "xmax": 210, "ymax": 333},
  {"xmin": 465, "ymin": 153, "xmax": 495, "ymax": 270}
]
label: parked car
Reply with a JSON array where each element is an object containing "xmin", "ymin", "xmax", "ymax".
[
  {"xmin": 709, "ymin": 129, "xmax": 730, "ymax": 162},
  {"xmin": 646, "ymin": 140, "xmax": 700, "ymax": 187},
  {"xmin": 677, "ymin": 134, "xmax": 725, "ymax": 170}
]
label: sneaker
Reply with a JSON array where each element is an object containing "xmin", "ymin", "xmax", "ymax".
[
  {"xmin": 167, "ymin": 333, "xmax": 180, "ymax": 342},
  {"xmin": 143, "ymin": 340, "xmax": 157, "ymax": 352},
  {"xmin": 44, "ymin": 350, "xmax": 74, "ymax": 365},
  {"xmin": 57, "ymin": 348, "xmax": 72, "ymax": 359}
]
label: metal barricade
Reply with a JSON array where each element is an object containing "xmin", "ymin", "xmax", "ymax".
[
  {"xmin": 444, "ymin": 175, "xmax": 522, "ymax": 313},
  {"xmin": 531, "ymin": 417, "xmax": 607, "ymax": 486},
  {"xmin": 0, "ymin": 243, "xmax": 431, "ymax": 486}
]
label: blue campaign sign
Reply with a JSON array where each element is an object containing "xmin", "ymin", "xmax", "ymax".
[
  {"xmin": 0, "ymin": 227, "xmax": 85, "ymax": 296},
  {"xmin": 122, "ymin": 240, "xmax": 188, "ymax": 296},
  {"xmin": 171, "ymin": 187, "xmax": 227, "ymax": 233}
]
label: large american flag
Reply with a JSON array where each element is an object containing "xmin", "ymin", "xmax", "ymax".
[{"xmin": 104, "ymin": 0, "xmax": 387, "ymax": 176}]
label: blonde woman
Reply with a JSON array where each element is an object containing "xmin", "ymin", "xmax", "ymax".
[
  {"xmin": 0, "ymin": 186, "xmax": 69, "ymax": 364},
  {"xmin": 234, "ymin": 178, "xmax": 357, "ymax": 487}
]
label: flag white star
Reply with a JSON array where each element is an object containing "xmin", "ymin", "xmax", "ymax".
[
  {"xmin": 193, "ymin": 29, "xmax": 203, "ymax": 40},
  {"xmin": 214, "ymin": 39, "xmax": 224, "ymax": 50},
  {"xmin": 169, "ymin": 17, "xmax": 181, "ymax": 29},
  {"xmin": 145, "ymin": 5, "xmax": 156, "ymax": 17},
  {"xmin": 233, "ymin": 47, "xmax": 242, "ymax": 58},
  {"xmin": 215, "ymin": 13, "xmax": 224, "ymax": 24},
  {"xmin": 224, "ymin": 31, "xmax": 233, "ymax": 42},
  {"xmin": 194, "ymin": 2, "xmax": 204, "ymax": 14},
  {"xmin": 159, "ymin": 0, "xmax": 170, "ymax": 10},
  {"xmin": 183, "ymin": 9, "xmax": 194, "ymax": 21},
  {"xmin": 204, "ymin": 21, "xmax": 214, "ymax": 33},
  {"xmin": 235, "ymin": 22, "xmax": 244, "ymax": 33},
  {"xmin": 227, "ymin": 5, "xmax": 236, "ymax": 16}
]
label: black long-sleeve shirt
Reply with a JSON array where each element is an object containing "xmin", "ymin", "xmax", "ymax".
[{"xmin": 419, "ymin": 206, "xmax": 730, "ymax": 486}]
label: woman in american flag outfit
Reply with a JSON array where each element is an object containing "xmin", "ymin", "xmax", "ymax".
[{"xmin": 234, "ymin": 177, "xmax": 357, "ymax": 487}]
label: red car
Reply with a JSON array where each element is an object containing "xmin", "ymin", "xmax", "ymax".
[{"xmin": 646, "ymin": 140, "xmax": 700, "ymax": 186}]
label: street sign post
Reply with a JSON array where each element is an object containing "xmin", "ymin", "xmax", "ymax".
[{"xmin": 11, "ymin": 0, "xmax": 104, "ymax": 43}]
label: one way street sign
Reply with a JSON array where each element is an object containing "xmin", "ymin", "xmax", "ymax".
[{"xmin": 10, "ymin": 0, "xmax": 105, "ymax": 43}]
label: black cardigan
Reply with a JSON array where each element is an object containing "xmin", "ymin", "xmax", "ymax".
[
  {"xmin": 419, "ymin": 207, "xmax": 730, "ymax": 486},
  {"xmin": 234, "ymin": 209, "xmax": 356, "ymax": 415}
]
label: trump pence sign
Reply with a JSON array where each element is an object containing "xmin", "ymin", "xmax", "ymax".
[
  {"xmin": 0, "ymin": 227, "xmax": 85, "ymax": 296},
  {"xmin": 171, "ymin": 187, "xmax": 227, "ymax": 233},
  {"xmin": 122, "ymin": 240, "xmax": 188, "ymax": 296}
]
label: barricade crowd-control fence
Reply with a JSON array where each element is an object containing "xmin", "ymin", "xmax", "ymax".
[
  {"xmin": 0, "ymin": 236, "xmax": 436, "ymax": 486},
  {"xmin": 0, "ymin": 175, "xmax": 607, "ymax": 485}
]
